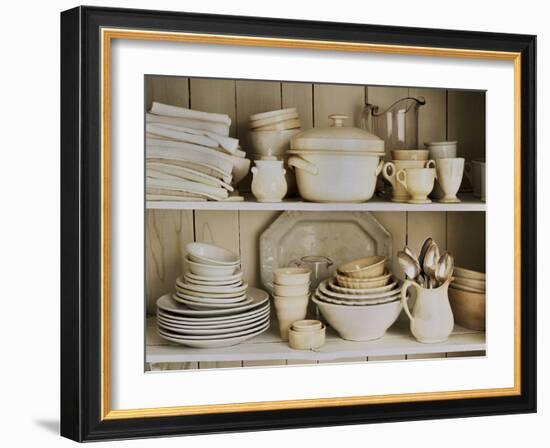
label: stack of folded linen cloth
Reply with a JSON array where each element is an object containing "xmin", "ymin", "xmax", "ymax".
[{"xmin": 146, "ymin": 102, "xmax": 251, "ymax": 202}]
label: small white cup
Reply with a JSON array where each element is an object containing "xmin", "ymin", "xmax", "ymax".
[
  {"xmin": 396, "ymin": 167, "xmax": 437, "ymax": 204},
  {"xmin": 435, "ymin": 158, "xmax": 465, "ymax": 203},
  {"xmin": 383, "ymin": 159, "xmax": 435, "ymax": 202}
]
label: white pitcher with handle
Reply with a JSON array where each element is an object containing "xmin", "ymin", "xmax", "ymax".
[{"xmin": 400, "ymin": 279, "xmax": 454, "ymax": 343}]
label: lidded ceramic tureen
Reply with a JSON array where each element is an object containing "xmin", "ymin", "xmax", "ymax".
[{"xmin": 290, "ymin": 114, "xmax": 384, "ymax": 153}]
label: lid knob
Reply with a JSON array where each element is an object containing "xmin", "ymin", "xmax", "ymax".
[{"xmin": 328, "ymin": 114, "xmax": 348, "ymax": 127}]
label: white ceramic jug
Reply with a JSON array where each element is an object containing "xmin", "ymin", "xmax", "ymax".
[
  {"xmin": 400, "ymin": 279, "xmax": 454, "ymax": 343},
  {"xmin": 251, "ymin": 158, "xmax": 288, "ymax": 202}
]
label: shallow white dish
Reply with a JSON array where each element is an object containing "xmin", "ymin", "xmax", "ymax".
[
  {"xmin": 318, "ymin": 279, "xmax": 401, "ymax": 300},
  {"xmin": 183, "ymin": 277, "xmax": 242, "ymax": 287},
  {"xmin": 174, "ymin": 295, "xmax": 253, "ymax": 310},
  {"xmin": 158, "ymin": 315, "xmax": 270, "ymax": 336},
  {"xmin": 157, "ymin": 308, "xmax": 270, "ymax": 330},
  {"xmin": 328, "ymin": 278, "xmax": 397, "ymax": 295},
  {"xmin": 312, "ymin": 295, "xmax": 402, "ymax": 341},
  {"xmin": 156, "ymin": 289, "xmax": 269, "ymax": 317},
  {"xmin": 186, "ymin": 242, "xmax": 240, "ymax": 266},
  {"xmin": 186, "ymin": 257, "xmax": 238, "ymax": 277},
  {"xmin": 174, "ymin": 291, "xmax": 247, "ymax": 304},
  {"xmin": 184, "ymin": 270, "xmax": 243, "ymax": 284},
  {"xmin": 157, "ymin": 321, "xmax": 270, "ymax": 348},
  {"xmin": 176, "ymin": 277, "xmax": 248, "ymax": 294},
  {"xmin": 175, "ymin": 286, "xmax": 247, "ymax": 300},
  {"xmin": 157, "ymin": 302, "xmax": 270, "ymax": 325},
  {"xmin": 260, "ymin": 211, "xmax": 391, "ymax": 292}
]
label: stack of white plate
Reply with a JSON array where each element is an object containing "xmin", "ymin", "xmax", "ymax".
[
  {"xmin": 156, "ymin": 290, "xmax": 270, "ymax": 348},
  {"xmin": 156, "ymin": 242, "xmax": 270, "ymax": 347}
]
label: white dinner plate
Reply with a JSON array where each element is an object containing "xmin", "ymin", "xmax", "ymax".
[
  {"xmin": 158, "ymin": 315, "xmax": 270, "ymax": 336},
  {"xmin": 318, "ymin": 279, "xmax": 402, "ymax": 300},
  {"xmin": 156, "ymin": 289, "xmax": 269, "ymax": 317},
  {"xmin": 184, "ymin": 270, "xmax": 243, "ymax": 284},
  {"xmin": 157, "ymin": 321, "xmax": 270, "ymax": 348},
  {"xmin": 174, "ymin": 291, "xmax": 247, "ymax": 304},
  {"xmin": 157, "ymin": 303, "xmax": 270, "ymax": 325},
  {"xmin": 157, "ymin": 307, "xmax": 270, "ymax": 329},
  {"xmin": 175, "ymin": 277, "xmax": 248, "ymax": 294},
  {"xmin": 174, "ymin": 295, "xmax": 254, "ymax": 310}
]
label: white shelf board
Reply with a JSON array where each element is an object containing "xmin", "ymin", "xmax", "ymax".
[
  {"xmin": 146, "ymin": 194, "xmax": 486, "ymax": 212},
  {"xmin": 145, "ymin": 316, "xmax": 486, "ymax": 364}
]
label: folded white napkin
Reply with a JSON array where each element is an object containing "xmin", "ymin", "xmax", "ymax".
[
  {"xmin": 146, "ymin": 179, "xmax": 228, "ymax": 201},
  {"xmin": 146, "ymin": 158, "xmax": 232, "ymax": 184},
  {"xmin": 150, "ymin": 102, "xmax": 231, "ymax": 126},
  {"xmin": 146, "ymin": 113, "xmax": 229, "ymax": 136},
  {"xmin": 146, "ymin": 138, "xmax": 234, "ymax": 174},
  {"xmin": 147, "ymin": 162, "xmax": 234, "ymax": 192},
  {"xmin": 146, "ymin": 193, "xmax": 207, "ymax": 202}
]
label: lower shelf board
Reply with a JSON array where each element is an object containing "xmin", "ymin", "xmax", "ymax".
[{"xmin": 145, "ymin": 315, "xmax": 486, "ymax": 364}]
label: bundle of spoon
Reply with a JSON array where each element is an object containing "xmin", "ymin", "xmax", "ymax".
[{"xmin": 397, "ymin": 237, "xmax": 454, "ymax": 289}]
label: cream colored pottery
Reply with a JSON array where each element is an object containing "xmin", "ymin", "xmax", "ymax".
[
  {"xmin": 454, "ymin": 266, "xmax": 486, "ymax": 280},
  {"xmin": 249, "ymin": 111, "xmax": 299, "ymax": 129},
  {"xmin": 383, "ymin": 160, "xmax": 435, "ymax": 202},
  {"xmin": 249, "ymin": 128, "xmax": 301, "ymax": 157},
  {"xmin": 273, "ymin": 267, "xmax": 311, "ymax": 286},
  {"xmin": 288, "ymin": 152, "xmax": 383, "ymax": 202},
  {"xmin": 390, "ymin": 149, "xmax": 429, "ymax": 161},
  {"xmin": 449, "ymin": 282, "xmax": 485, "ymax": 294},
  {"xmin": 465, "ymin": 159, "xmax": 486, "ymax": 201},
  {"xmin": 335, "ymin": 271, "xmax": 392, "ymax": 289},
  {"xmin": 338, "ymin": 256, "xmax": 386, "ymax": 279},
  {"xmin": 449, "ymin": 287, "xmax": 486, "ymax": 331},
  {"xmin": 273, "ymin": 295, "xmax": 309, "ymax": 340},
  {"xmin": 274, "ymin": 282, "xmax": 310, "ymax": 297},
  {"xmin": 315, "ymin": 291, "xmax": 400, "ymax": 306},
  {"xmin": 396, "ymin": 167, "xmax": 437, "ymax": 204},
  {"xmin": 312, "ymin": 295, "xmax": 402, "ymax": 341},
  {"xmin": 291, "ymin": 114, "xmax": 384, "ymax": 152},
  {"xmin": 251, "ymin": 159, "xmax": 288, "ymax": 202},
  {"xmin": 435, "ymin": 158, "xmax": 465, "ymax": 203},
  {"xmin": 318, "ymin": 279, "xmax": 400, "ymax": 300},
  {"xmin": 426, "ymin": 141, "xmax": 457, "ymax": 159},
  {"xmin": 249, "ymin": 108, "xmax": 298, "ymax": 121},
  {"xmin": 452, "ymin": 276, "xmax": 486, "ymax": 291},
  {"xmin": 186, "ymin": 242, "xmax": 240, "ymax": 266},
  {"xmin": 186, "ymin": 257, "xmax": 238, "ymax": 277},
  {"xmin": 253, "ymin": 118, "xmax": 301, "ymax": 131},
  {"xmin": 401, "ymin": 279, "xmax": 454, "ymax": 343},
  {"xmin": 292, "ymin": 319, "xmax": 323, "ymax": 331},
  {"xmin": 288, "ymin": 325, "xmax": 326, "ymax": 349},
  {"xmin": 184, "ymin": 270, "xmax": 243, "ymax": 284},
  {"xmin": 329, "ymin": 278, "xmax": 397, "ymax": 295}
]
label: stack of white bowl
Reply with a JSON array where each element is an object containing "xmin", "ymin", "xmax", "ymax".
[
  {"xmin": 449, "ymin": 266, "xmax": 486, "ymax": 331},
  {"xmin": 248, "ymin": 108, "xmax": 302, "ymax": 195},
  {"xmin": 272, "ymin": 267, "xmax": 311, "ymax": 341},
  {"xmin": 155, "ymin": 242, "xmax": 270, "ymax": 347},
  {"xmin": 313, "ymin": 256, "xmax": 403, "ymax": 341}
]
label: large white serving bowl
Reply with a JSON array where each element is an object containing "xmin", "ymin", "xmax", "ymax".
[
  {"xmin": 186, "ymin": 242, "xmax": 240, "ymax": 266},
  {"xmin": 186, "ymin": 257, "xmax": 238, "ymax": 277},
  {"xmin": 312, "ymin": 295, "xmax": 402, "ymax": 341}
]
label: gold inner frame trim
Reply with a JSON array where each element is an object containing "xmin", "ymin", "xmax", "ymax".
[{"xmin": 100, "ymin": 27, "xmax": 522, "ymax": 421}]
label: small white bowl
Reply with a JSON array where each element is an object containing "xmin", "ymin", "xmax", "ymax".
[
  {"xmin": 273, "ymin": 283, "xmax": 310, "ymax": 297},
  {"xmin": 273, "ymin": 267, "xmax": 311, "ymax": 286},
  {"xmin": 291, "ymin": 319, "xmax": 323, "ymax": 332},
  {"xmin": 186, "ymin": 242, "xmax": 240, "ymax": 266},
  {"xmin": 335, "ymin": 271, "xmax": 392, "ymax": 289},
  {"xmin": 288, "ymin": 325, "xmax": 326, "ymax": 350},
  {"xmin": 186, "ymin": 257, "xmax": 238, "ymax": 278},
  {"xmin": 338, "ymin": 256, "xmax": 386, "ymax": 279}
]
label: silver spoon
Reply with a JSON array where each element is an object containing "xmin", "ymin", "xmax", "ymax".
[
  {"xmin": 403, "ymin": 246, "xmax": 422, "ymax": 281},
  {"xmin": 418, "ymin": 237, "xmax": 434, "ymax": 270},
  {"xmin": 422, "ymin": 241, "xmax": 440, "ymax": 288},
  {"xmin": 397, "ymin": 250, "xmax": 420, "ymax": 282},
  {"xmin": 435, "ymin": 252, "xmax": 454, "ymax": 287}
]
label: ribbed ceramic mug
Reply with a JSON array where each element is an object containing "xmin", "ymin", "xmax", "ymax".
[
  {"xmin": 383, "ymin": 159, "xmax": 435, "ymax": 202},
  {"xmin": 435, "ymin": 158, "xmax": 465, "ymax": 203},
  {"xmin": 396, "ymin": 167, "xmax": 437, "ymax": 204}
]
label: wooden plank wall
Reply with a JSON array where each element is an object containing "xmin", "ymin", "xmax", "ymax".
[{"xmin": 145, "ymin": 76, "xmax": 486, "ymax": 369}]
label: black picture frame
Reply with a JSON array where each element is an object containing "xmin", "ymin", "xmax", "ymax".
[{"xmin": 61, "ymin": 5, "xmax": 536, "ymax": 442}]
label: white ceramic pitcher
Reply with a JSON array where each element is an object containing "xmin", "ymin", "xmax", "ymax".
[{"xmin": 400, "ymin": 279, "xmax": 454, "ymax": 343}]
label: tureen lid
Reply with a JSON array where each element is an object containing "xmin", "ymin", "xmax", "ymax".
[{"xmin": 291, "ymin": 114, "xmax": 384, "ymax": 152}]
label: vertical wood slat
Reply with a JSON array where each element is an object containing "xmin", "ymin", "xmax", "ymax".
[
  {"xmin": 189, "ymin": 78, "xmax": 237, "ymax": 137},
  {"xmin": 194, "ymin": 211, "xmax": 240, "ymax": 256},
  {"xmin": 282, "ymin": 82, "xmax": 314, "ymax": 130},
  {"xmin": 313, "ymin": 83, "xmax": 365, "ymax": 127},
  {"xmin": 409, "ymin": 87, "xmax": 447, "ymax": 147},
  {"xmin": 446, "ymin": 212, "xmax": 486, "ymax": 271},
  {"xmin": 145, "ymin": 75, "xmax": 190, "ymax": 110}
]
